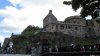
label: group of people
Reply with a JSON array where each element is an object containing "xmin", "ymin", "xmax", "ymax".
[
  {"xmin": 57, "ymin": 44, "xmax": 100, "ymax": 52},
  {"xmin": 78, "ymin": 44, "xmax": 100, "ymax": 52},
  {"xmin": 42, "ymin": 43, "xmax": 100, "ymax": 53},
  {"xmin": 2, "ymin": 41, "xmax": 14, "ymax": 54},
  {"xmin": 2, "ymin": 46, "xmax": 13, "ymax": 54},
  {"xmin": 2, "ymin": 43, "xmax": 100, "ymax": 54}
]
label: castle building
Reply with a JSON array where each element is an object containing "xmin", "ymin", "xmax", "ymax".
[{"xmin": 43, "ymin": 10, "xmax": 100, "ymax": 37}]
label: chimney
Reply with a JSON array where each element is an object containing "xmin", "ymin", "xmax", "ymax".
[{"xmin": 49, "ymin": 10, "xmax": 52, "ymax": 13}]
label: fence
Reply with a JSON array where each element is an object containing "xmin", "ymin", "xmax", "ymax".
[{"xmin": 41, "ymin": 51, "xmax": 100, "ymax": 56}]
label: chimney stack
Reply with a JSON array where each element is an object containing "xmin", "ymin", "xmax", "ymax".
[{"xmin": 49, "ymin": 10, "xmax": 52, "ymax": 13}]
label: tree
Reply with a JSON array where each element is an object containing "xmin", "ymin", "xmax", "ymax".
[{"xmin": 63, "ymin": 0, "xmax": 100, "ymax": 18}]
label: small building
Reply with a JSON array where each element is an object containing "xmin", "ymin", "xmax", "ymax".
[{"xmin": 43, "ymin": 10, "xmax": 100, "ymax": 37}]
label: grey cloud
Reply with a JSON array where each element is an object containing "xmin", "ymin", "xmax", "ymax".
[
  {"xmin": 29, "ymin": 0, "xmax": 53, "ymax": 5},
  {"xmin": 0, "ymin": 25, "xmax": 21, "ymax": 32}
]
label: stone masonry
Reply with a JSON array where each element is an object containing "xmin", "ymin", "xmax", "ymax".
[{"xmin": 43, "ymin": 10, "xmax": 100, "ymax": 37}]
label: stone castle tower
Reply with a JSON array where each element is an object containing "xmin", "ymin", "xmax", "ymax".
[{"xmin": 43, "ymin": 10, "xmax": 100, "ymax": 37}]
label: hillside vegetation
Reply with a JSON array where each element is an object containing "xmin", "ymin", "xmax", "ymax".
[{"xmin": 11, "ymin": 25, "xmax": 98, "ymax": 54}]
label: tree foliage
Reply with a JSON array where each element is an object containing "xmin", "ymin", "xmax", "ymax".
[
  {"xmin": 63, "ymin": 0, "xmax": 100, "ymax": 18},
  {"xmin": 74, "ymin": 37, "xmax": 97, "ymax": 46},
  {"xmin": 21, "ymin": 25, "xmax": 42, "ymax": 36}
]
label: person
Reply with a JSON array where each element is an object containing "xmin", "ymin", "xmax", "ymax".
[
  {"xmin": 49, "ymin": 47, "xmax": 52, "ymax": 52},
  {"xmin": 3, "ymin": 48, "xmax": 7, "ymax": 54},
  {"xmin": 70, "ymin": 43, "xmax": 76, "ymax": 51},
  {"xmin": 93, "ymin": 45, "xmax": 97, "ymax": 51},
  {"xmin": 26, "ymin": 45, "xmax": 32, "ymax": 54},
  {"xmin": 32, "ymin": 47, "xmax": 36, "ymax": 56},
  {"xmin": 55, "ymin": 45, "xmax": 58, "ymax": 52},
  {"xmin": 81, "ymin": 46, "xmax": 85, "ymax": 52},
  {"xmin": 7, "ymin": 47, "xmax": 13, "ymax": 54}
]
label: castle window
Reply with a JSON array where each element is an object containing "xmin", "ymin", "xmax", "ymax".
[
  {"xmin": 46, "ymin": 25, "xmax": 48, "ymax": 28},
  {"xmin": 60, "ymin": 25, "xmax": 64, "ymax": 29},
  {"xmin": 88, "ymin": 28, "xmax": 91, "ymax": 31},
  {"xmin": 66, "ymin": 25, "xmax": 67, "ymax": 29},
  {"xmin": 51, "ymin": 25, "xmax": 54, "ymax": 29},
  {"xmin": 56, "ymin": 25, "xmax": 58, "ymax": 29},
  {"xmin": 68, "ymin": 26, "xmax": 71, "ymax": 29},
  {"xmin": 52, "ymin": 26, "xmax": 53, "ymax": 29},
  {"xmin": 75, "ymin": 27, "xmax": 78, "ymax": 30}
]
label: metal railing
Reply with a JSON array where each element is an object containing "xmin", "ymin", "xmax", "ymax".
[{"xmin": 41, "ymin": 51, "xmax": 100, "ymax": 56}]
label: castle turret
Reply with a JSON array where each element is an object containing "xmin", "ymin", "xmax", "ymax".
[{"xmin": 43, "ymin": 10, "xmax": 57, "ymax": 27}]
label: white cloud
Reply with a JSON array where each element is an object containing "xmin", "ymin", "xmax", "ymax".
[
  {"xmin": 0, "ymin": 0, "xmax": 81, "ymax": 43},
  {"xmin": 0, "ymin": 35, "xmax": 5, "ymax": 45}
]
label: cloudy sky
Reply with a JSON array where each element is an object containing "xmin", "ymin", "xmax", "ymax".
[{"xmin": 0, "ymin": 0, "xmax": 81, "ymax": 44}]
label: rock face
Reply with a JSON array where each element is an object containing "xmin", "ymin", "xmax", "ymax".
[{"xmin": 43, "ymin": 10, "xmax": 100, "ymax": 37}]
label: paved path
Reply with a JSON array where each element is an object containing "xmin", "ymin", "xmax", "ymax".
[{"xmin": 0, "ymin": 54, "xmax": 31, "ymax": 56}]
